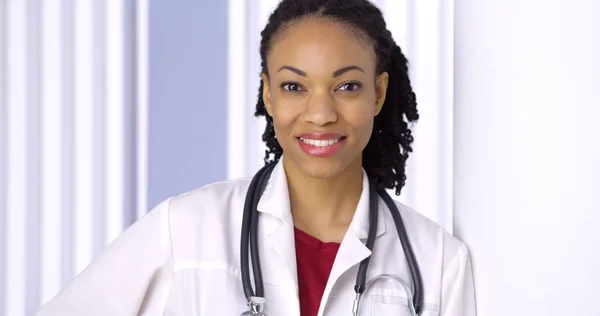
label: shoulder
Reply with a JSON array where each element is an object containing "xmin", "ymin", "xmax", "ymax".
[
  {"xmin": 168, "ymin": 177, "xmax": 252, "ymax": 210},
  {"xmin": 163, "ymin": 177, "xmax": 252, "ymax": 224},
  {"xmin": 153, "ymin": 177, "xmax": 254, "ymax": 263},
  {"xmin": 390, "ymin": 200, "xmax": 469, "ymax": 269}
]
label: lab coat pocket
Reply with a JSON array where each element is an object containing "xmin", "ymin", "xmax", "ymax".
[
  {"xmin": 371, "ymin": 301, "xmax": 439, "ymax": 316},
  {"xmin": 371, "ymin": 302, "xmax": 414, "ymax": 315}
]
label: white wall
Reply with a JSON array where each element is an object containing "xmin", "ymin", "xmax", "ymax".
[
  {"xmin": 0, "ymin": 0, "xmax": 145, "ymax": 315},
  {"xmin": 454, "ymin": 1, "xmax": 600, "ymax": 315}
]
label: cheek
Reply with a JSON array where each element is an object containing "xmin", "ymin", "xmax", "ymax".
[
  {"xmin": 269, "ymin": 96, "xmax": 303, "ymax": 136},
  {"xmin": 341, "ymin": 107, "xmax": 375, "ymax": 149},
  {"xmin": 343, "ymin": 105, "xmax": 375, "ymax": 132},
  {"xmin": 339, "ymin": 88, "xmax": 377, "ymax": 125}
]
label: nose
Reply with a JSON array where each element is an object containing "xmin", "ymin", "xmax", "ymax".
[{"xmin": 303, "ymin": 90, "xmax": 338, "ymax": 126}]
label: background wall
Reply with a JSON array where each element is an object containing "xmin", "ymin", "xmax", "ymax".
[
  {"xmin": 453, "ymin": 1, "xmax": 600, "ymax": 315},
  {"xmin": 1, "ymin": 1, "xmax": 141, "ymax": 315},
  {"xmin": 148, "ymin": 0, "xmax": 228, "ymax": 209}
]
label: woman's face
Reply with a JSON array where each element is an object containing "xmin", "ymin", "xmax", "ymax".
[{"xmin": 262, "ymin": 18, "xmax": 388, "ymax": 179}]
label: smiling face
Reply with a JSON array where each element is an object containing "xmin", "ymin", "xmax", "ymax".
[{"xmin": 261, "ymin": 17, "xmax": 389, "ymax": 180}]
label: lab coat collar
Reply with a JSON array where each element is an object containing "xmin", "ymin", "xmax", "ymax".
[
  {"xmin": 350, "ymin": 169, "xmax": 387, "ymax": 240},
  {"xmin": 254, "ymin": 159, "xmax": 296, "ymax": 294},
  {"xmin": 256, "ymin": 160, "xmax": 292, "ymax": 229},
  {"xmin": 256, "ymin": 158, "xmax": 386, "ymax": 239}
]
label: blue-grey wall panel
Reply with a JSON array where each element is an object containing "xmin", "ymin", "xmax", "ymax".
[{"xmin": 148, "ymin": 0, "xmax": 228, "ymax": 208}]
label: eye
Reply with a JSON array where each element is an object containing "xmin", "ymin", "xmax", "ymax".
[
  {"xmin": 281, "ymin": 82, "xmax": 304, "ymax": 92},
  {"xmin": 337, "ymin": 82, "xmax": 362, "ymax": 92}
]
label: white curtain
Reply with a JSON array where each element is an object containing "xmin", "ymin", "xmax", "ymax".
[
  {"xmin": 0, "ymin": 0, "xmax": 148, "ymax": 315},
  {"xmin": 227, "ymin": 0, "xmax": 454, "ymax": 230}
]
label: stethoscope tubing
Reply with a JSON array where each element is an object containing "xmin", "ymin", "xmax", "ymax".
[
  {"xmin": 379, "ymin": 187, "xmax": 424, "ymax": 314},
  {"xmin": 240, "ymin": 162, "xmax": 276, "ymax": 299},
  {"xmin": 354, "ymin": 180, "xmax": 379, "ymax": 294},
  {"xmin": 250, "ymin": 163, "xmax": 275, "ymax": 297}
]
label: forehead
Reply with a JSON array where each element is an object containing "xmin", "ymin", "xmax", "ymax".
[{"xmin": 267, "ymin": 18, "xmax": 376, "ymax": 74}]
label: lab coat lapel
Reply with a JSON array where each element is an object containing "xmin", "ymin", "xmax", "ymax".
[
  {"xmin": 317, "ymin": 170, "xmax": 386, "ymax": 316},
  {"xmin": 256, "ymin": 161, "xmax": 299, "ymax": 292}
]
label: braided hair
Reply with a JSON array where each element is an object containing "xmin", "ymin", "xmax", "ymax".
[{"xmin": 254, "ymin": 0, "xmax": 419, "ymax": 196}]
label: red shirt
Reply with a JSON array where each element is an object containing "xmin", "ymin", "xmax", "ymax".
[{"xmin": 294, "ymin": 227, "xmax": 341, "ymax": 316}]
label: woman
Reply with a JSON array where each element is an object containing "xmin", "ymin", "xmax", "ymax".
[{"xmin": 37, "ymin": 0, "xmax": 476, "ymax": 315}]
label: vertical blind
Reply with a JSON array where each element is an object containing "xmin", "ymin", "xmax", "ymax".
[
  {"xmin": 0, "ymin": 0, "xmax": 148, "ymax": 315},
  {"xmin": 227, "ymin": 0, "xmax": 455, "ymax": 230}
]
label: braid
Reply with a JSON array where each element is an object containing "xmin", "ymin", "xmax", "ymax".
[
  {"xmin": 254, "ymin": 0, "xmax": 419, "ymax": 195},
  {"xmin": 255, "ymin": 80, "xmax": 281, "ymax": 163}
]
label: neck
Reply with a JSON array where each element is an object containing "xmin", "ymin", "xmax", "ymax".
[{"xmin": 283, "ymin": 156, "xmax": 363, "ymax": 240}]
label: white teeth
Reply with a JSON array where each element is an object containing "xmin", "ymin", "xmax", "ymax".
[{"xmin": 300, "ymin": 137, "xmax": 342, "ymax": 147}]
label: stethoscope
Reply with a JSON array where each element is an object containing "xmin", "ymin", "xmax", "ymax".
[{"xmin": 240, "ymin": 162, "xmax": 424, "ymax": 315}]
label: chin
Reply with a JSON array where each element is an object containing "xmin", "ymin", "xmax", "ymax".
[
  {"xmin": 302, "ymin": 163, "xmax": 343, "ymax": 179},
  {"xmin": 293, "ymin": 156, "xmax": 350, "ymax": 179}
]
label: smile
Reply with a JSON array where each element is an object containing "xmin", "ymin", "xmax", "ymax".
[
  {"xmin": 296, "ymin": 136, "xmax": 346, "ymax": 157},
  {"xmin": 298, "ymin": 137, "xmax": 343, "ymax": 147}
]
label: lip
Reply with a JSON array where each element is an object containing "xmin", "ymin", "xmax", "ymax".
[{"xmin": 296, "ymin": 133, "xmax": 346, "ymax": 157}]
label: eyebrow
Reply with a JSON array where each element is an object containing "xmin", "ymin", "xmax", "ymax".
[{"xmin": 277, "ymin": 65, "xmax": 365, "ymax": 77}]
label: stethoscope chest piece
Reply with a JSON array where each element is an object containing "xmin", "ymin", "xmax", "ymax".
[
  {"xmin": 240, "ymin": 311, "xmax": 267, "ymax": 316},
  {"xmin": 240, "ymin": 297, "xmax": 268, "ymax": 316},
  {"xmin": 240, "ymin": 312, "xmax": 267, "ymax": 316}
]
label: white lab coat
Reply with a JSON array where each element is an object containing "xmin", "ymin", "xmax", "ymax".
[{"xmin": 36, "ymin": 161, "xmax": 476, "ymax": 316}]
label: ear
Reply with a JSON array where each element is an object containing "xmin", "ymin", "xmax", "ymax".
[
  {"xmin": 261, "ymin": 73, "xmax": 273, "ymax": 117},
  {"xmin": 374, "ymin": 71, "xmax": 389, "ymax": 116}
]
